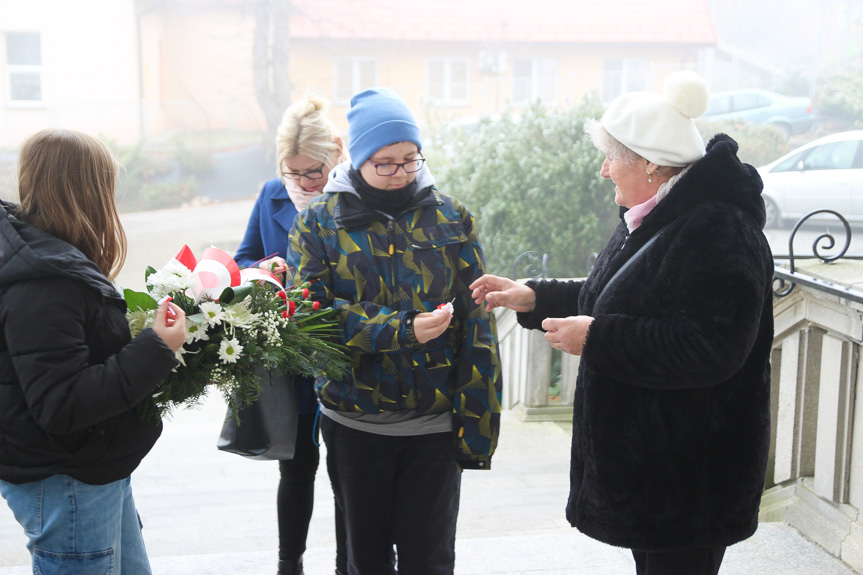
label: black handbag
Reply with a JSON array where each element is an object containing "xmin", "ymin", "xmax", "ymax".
[{"xmin": 217, "ymin": 369, "xmax": 298, "ymax": 460}]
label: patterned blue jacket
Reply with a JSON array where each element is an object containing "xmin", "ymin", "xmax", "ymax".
[{"xmin": 287, "ymin": 162, "xmax": 502, "ymax": 469}]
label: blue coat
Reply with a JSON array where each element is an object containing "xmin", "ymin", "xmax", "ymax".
[
  {"xmin": 235, "ymin": 177, "xmax": 317, "ymax": 414},
  {"xmin": 235, "ymin": 178, "xmax": 298, "ymax": 269}
]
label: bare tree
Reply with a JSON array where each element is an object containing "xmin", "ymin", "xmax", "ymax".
[{"xmin": 253, "ymin": 0, "xmax": 292, "ymax": 162}]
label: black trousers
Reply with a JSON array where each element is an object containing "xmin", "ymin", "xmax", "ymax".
[
  {"xmin": 278, "ymin": 412, "xmax": 347, "ymax": 574},
  {"xmin": 321, "ymin": 416, "xmax": 462, "ymax": 575},
  {"xmin": 631, "ymin": 546, "xmax": 726, "ymax": 575}
]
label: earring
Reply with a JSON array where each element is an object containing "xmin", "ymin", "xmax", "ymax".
[{"xmin": 647, "ymin": 172, "xmax": 653, "ymax": 183}]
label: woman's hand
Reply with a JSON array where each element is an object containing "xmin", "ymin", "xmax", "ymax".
[
  {"xmin": 469, "ymin": 274, "xmax": 537, "ymax": 313},
  {"xmin": 413, "ymin": 311, "xmax": 453, "ymax": 344},
  {"xmin": 259, "ymin": 256, "xmax": 288, "ymax": 275},
  {"xmin": 152, "ymin": 302, "xmax": 187, "ymax": 352},
  {"xmin": 541, "ymin": 315, "xmax": 594, "ymax": 356}
]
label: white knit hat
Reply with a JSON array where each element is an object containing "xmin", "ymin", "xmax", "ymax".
[{"xmin": 601, "ymin": 71, "xmax": 709, "ymax": 167}]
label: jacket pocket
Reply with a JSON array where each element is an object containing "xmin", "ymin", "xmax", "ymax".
[
  {"xmin": 407, "ymin": 227, "xmax": 467, "ymax": 304},
  {"xmin": 58, "ymin": 419, "xmax": 117, "ymax": 465},
  {"xmin": 410, "ymin": 347, "xmax": 456, "ymax": 413}
]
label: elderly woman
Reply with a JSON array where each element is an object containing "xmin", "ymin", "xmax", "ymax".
[{"xmin": 470, "ymin": 71, "xmax": 773, "ymax": 575}]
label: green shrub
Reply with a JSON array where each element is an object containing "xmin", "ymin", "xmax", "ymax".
[
  {"xmin": 425, "ymin": 96, "xmax": 790, "ymax": 279},
  {"xmin": 816, "ymin": 69, "xmax": 863, "ymax": 129},
  {"xmin": 696, "ymin": 119, "xmax": 791, "ymax": 167},
  {"xmin": 774, "ymin": 69, "xmax": 812, "ymax": 97},
  {"xmin": 107, "ymin": 138, "xmax": 208, "ymax": 213},
  {"xmin": 425, "ymin": 95, "xmax": 617, "ymax": 279},
  {"xmin": 173, "ymin": 138, "xmax": 215, "ymax": 176}
]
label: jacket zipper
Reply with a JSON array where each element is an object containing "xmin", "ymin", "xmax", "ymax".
[{"xmin": 387, "ymin": 219, "xmax": 406, "ymax": 410}]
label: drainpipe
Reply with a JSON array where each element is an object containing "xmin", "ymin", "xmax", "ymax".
[{"xmin": 135, "ymin": 1, "xmax": 160, "ymax": 142}]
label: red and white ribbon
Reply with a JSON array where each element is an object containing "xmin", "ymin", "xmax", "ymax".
[{"xmin": 166, "ymin": 245, "xmax": 284, "ymax": 302}]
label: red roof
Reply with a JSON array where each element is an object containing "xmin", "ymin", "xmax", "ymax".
[{"xmin": 289, "ymin": 0, "xmax": 716, "ymax": 45}]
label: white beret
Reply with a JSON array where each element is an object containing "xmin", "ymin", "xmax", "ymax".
[{"xmin": 601, "ymin": 71, "xmax": 709, "ymax": 167}]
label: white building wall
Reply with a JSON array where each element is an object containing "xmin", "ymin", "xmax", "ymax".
[{"xmin": 0, "ymin": 0, "xmax": 140, "ymax": 149}]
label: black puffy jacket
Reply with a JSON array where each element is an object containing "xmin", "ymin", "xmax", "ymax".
[{"xmin": 0, "ymin": 201, "xmax": 177, "ymax": 485}]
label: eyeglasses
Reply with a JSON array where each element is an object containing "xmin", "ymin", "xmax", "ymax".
[
  {"xmin": 282, "ymin": 164, "xmax": 325, "ymax": 181},
  {"xmin": 367, "ymin": 156, "xmax": 426, "ymax": 177}
]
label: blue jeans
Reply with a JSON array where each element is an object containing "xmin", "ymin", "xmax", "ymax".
[{"xmin": 0, "ymin": 475, "xmax": 151, "ymax": 575}]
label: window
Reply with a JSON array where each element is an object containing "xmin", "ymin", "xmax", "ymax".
[
  {"xmin": 706, "ymin": 95, "xmax": 732, "ymax": 115},
  {"xmin": 334, "ymin": 58, "xmax": 377, "ymax": 104},
  {"xmin": 511, "ymin": 58, "xmax": 557, "ymax": 105},
  {"xmin": 427, "ymin": 59, "xmax": 469, "ymax": 106},
  {"xmin": 801, "ymin": 141, "xmax": 859, "ymax": 171},
  {"xmin": 772, "ymin": 141, "xmax": 861, "ymax": 173},
  {"xmin": 5, "ymin": 31, "xmax": 42, "ymax": 103},
  {"xmin": 733, "ymin": 92, "xmax": 770, "ymax": 112},
  {"xmin": 771, "ymin": 149, "xmax": 807, "ymax": 172},
  {"xmin": 602, "ymin": 59, "xmax": 648, "ymax": 101}
]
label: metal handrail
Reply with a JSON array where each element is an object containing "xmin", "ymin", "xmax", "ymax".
[
  {"xmin": 514, "ymin": 211, "xmax": 861, "ymax": 301},
  {"xmin": 773, "ymin": 209, "xmax": 858, "ymax": 299},
  {"xmin": 512, "ymin": 251, "xmax": 548, "ymax": 280},
  {"xmin": 773, "ymin": 265, "xmax": 863, "ymax": 305}
]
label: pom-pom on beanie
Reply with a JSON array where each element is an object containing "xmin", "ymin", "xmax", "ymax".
[
  {"xmin": 601, "ymin": 70, "xmax": 709, "ymax": 167},
  {"xmin": 347, "ymin": 87, "xmax": 422, "ymax": 169}
]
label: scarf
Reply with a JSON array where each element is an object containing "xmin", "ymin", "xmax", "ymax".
[
  {"xmin": 284, "ymin": 177, "xmax": 323, "ymax": 212},
  {"xmin": 624, "ymin": 166, "xmax": 691, "ymax": 233},
  {"xmin": 348, "ymin": 167, "xmax": 419, "ymax": 217}
]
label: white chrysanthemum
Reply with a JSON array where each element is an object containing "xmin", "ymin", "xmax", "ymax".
[
  {"xmin": 127, "ymin": 309, "xmax": 155, "ymax": 337},
  {"xmin": 185, "ymin": 320, "xmax": 209, "ymax": 344},
  {"xmin": 222, "ymin": 304, "xmax": 260, "ymax": 330},
  {"xmin": 218, "ymin": 338, "xmax": 243, "ymax": 364},
  {"xmin": 199, "ymin": 301, "xmax": 225, "ymax": 326},
  {"xmin": 146, "ymin": 260, "xmax": 193, "ymax": 299}
]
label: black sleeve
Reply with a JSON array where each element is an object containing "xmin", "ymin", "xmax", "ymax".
[
  {"xmin": 516, "ymin": 278, "xmax": 584, "ymax": 331},
  {"xmin": 2, "ymin": 279, "xmax": 177, "ymax": 433}
]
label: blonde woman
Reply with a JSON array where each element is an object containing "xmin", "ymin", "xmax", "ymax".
[
  {"xmin": 235, "ymin": 96, "xmax": 346, "ymax": 575},
  {"xmin": 0, "ymin": 129, "xmax": 186, "ymax": 575}
]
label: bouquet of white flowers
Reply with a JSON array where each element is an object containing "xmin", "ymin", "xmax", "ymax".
[{"xmin": 124, "ymin": 245, "xmax": 347, "ymax": 421}]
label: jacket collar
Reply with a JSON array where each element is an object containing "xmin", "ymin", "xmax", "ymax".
[
  {"xmin": 635, "ymin": 134, "xmax": 766, "ymax": 235},
  {"xmin": 0, "ymin": 201, "xmax": 121, "ymax": 303},
  {"xmin": 323, "ymin": 161, "xmax": 442, "ymax": 229}
]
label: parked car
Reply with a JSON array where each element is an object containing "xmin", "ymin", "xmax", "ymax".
[
  {"xmin": 704, "ymin": 88, "xmax": 815, "ymax": 138},
  {"xmin": 758, "ymin": 130, "xmax": 863, "ymax": 228}
]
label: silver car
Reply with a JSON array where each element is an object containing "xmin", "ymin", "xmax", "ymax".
[{"xmin": 758, "ymin": 130, "xmax": 863, "ymax": 228}]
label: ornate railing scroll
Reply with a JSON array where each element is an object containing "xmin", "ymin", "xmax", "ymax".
[
  {"xmin": 773, "ymin": 209, "xmax": 854, "ymax": 298},
  {"xmin": 512, "ymin": 251, "xmax": 548, "ymax": 280}
]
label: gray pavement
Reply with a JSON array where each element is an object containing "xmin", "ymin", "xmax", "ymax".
[
  {"xmin": 1, "ymin": 392, "xmax": 856, "ymax": 574},
  {"xmin": 0, "ymin": 199, "xmax": 859, "ymax": 574}
]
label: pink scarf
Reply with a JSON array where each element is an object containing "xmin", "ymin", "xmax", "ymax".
[
  {"xmin": 284, "ymin": 153, "xmax": 346, "ymax": 211},
  {"xmin": 623, "ymin": 167, "xmax": 690, "ymax": 232},
  {"xmin": 624, "ymin": 194, "xmax": 658, "ymax": 232},
  {"xmin": 284, "ymin": 178, "xmax": 321, "ymax": 212}
]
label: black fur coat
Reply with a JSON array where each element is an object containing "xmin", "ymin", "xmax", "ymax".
[{"xmin": 518, "ymin": 134, "xmax": 774, "ymax": 551}]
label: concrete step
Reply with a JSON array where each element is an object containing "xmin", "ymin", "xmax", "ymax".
[{"xmin": 1, "ymin": 393, "xmax": 857, "ymax": 575}]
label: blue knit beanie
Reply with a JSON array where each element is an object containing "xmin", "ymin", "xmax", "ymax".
[{"xmin": 347, "ymin": 87, "xmax": 422, "ymax": 169}]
